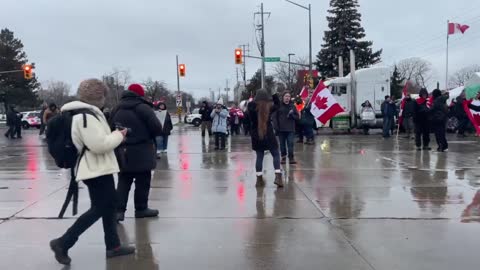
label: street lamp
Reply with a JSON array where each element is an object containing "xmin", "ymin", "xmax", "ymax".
[
  {"xmin": 288, "ymin": 53, "xmax": 295, "ymax": 90},
  {"xmin": 285, "ymin": 0, "xmax": 312, "ymax": 78}
]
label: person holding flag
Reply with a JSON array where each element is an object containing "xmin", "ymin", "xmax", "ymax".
[{"xmin": 414, "ymin": 88, "xmax": 432, "ymax": 151}]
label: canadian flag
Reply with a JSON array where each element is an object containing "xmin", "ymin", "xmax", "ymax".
[
  {"xmin": 398, "ymin": 82, "xmax": 409, "ymax": 127},
  {"xmin": 310, "ymin": 81, "xmax": 345, "ymax": 124},
  {"xmin": 448, "ymin": 22, "xmax": 470, "ymax": 35},
  {"xmin": 299, "ymin": 86, "xmax": 309, "ymax": 100}
]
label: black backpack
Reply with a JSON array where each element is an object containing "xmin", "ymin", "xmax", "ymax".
[{"xmin": 46, "ymin": 109, "xmax": 98, "ymax": 218}]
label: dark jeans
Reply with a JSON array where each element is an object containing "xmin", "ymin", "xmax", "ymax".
[
  {"xmin": 415, "ymin": 122, "xmax": 430, "ymax": 148},
  {"xmin": 303, "ymin": 125, "xmax": 314, "ymax": 140},
  {"xmin": 433, "ymin": 123, "xmax": 448, "ymax": 150},
  {"xmin": 117, "ymin": 171, "xmax": 152, "ymax": 212},
  {"xmin": 4, "ymin": 125, "xmax": 15, "ymax": 138},
  {"xmin": 457, "ymin": 116, "xmax": 469, "ymax": 135},
  {"xmin": 201, "ymin": 121, "xmax": 212, "ymax": 137},
  {"xmin": 230, "ymin": 124, "xmax": 240, "ymax": 136},
  {"xmin": 255, "ymin": 148, "xmax": 281, "ymax": 173},
  {"xmin": 156, "ymin": 135, "xmax": 169, "ymax": 151},
  {"xmin": 383, "ymin": 117, "xmax": 393, "ymax": 137},
  {"xmin": 59, "ymin": 174, "xmax": 120, "ymax": 250},
  {"xmin": 214, "ymin": 132, "xmax": 226, "ymax": 149},
  {"xmin": 278, "ymin": 131, "xmax": 295, "ymax": 158},
  {"xmin": 39, "ymin": 124, "xmax": 46, "ymax": 135},
  {"xmin": 15, "ymin": 125, "xmax": 21, "ymax": 138}
]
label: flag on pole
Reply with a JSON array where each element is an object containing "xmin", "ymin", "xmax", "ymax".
[
  {"xmin": 398, "ymin": 82, "xmax": 409, "ymax": 127},
  {"xmin": 309, "ymin": 81, "xmax": 344, "ymax": 124},
  {"xmin": 448, "ymin": 22, "xmax": 470, "ymax": 35},
  {"xmin": 299, "ymin": 86, "xmax": 309, "ymax": 100}
]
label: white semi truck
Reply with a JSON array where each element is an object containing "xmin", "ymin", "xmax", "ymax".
[{"xmin": 326, "ymin": 66, "xmax": 391, "ymax": 130}]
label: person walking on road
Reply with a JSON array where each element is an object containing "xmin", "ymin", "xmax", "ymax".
[
  {"xmin": 414, "ymin": 88, "xmax": 432, "ymax": 151},
  {"xmin": 455, "ymin": 93, "xmax": 469, "ymax": 137},
  {"xmin": 154, "ymin": 102, "xmax": 173, "ymax": 156},
  {"xmin": 39, "ymin": 103, "xmax": 48, "ymax": 136},
  {"xmin": 273, "ymin": 92, "xmax": 299, "ymax": 164},
  {"xmin": 211, "ymin": 98, "xmax": 229, "ymax": 150},
  {"xmin": 402, "ymin": 94, "xmax": 415, "ymax": 139},
  {"xmin": 381, "ymin": 95, "xmax": 396, "ymax": 138},
  {"xmin": 199, "ymin": 101, "xmax": 213, "ymax": 138},
  {"xmin": 300, "ymin": 102, "xmax": 316, "ymax": 144},
  {"xmin": 247, "ymin": 89, "xmax": 283, "ymax": 188},
  {"xmin": 50, "ymin": 79, "xmax": 135, "ymax": 266},
  {"xmin": 110, "ymin": 83, "xmax": 163, "ymax": 222},
  {"xmin": 430, "ymin": 89, "xmax": 449, "ymax": 152},
  {"xmin": 4, "ymin": 105, "xmax": 18, "ymax": 139}
]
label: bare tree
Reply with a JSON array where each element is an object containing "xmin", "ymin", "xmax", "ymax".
[
  {"xmin": 37, "ymin": 80, "xmax": 73, "ymax": 106},
  {"xmin": 449, "ymin": 65, "xmax": 480, "ymax": 87},
  {"xmin": 143, "ymin": 78, "xmax": 170, "ymax": 101},
  {"xmin": 397, "ymin": 58, "xmax": 433, "ymax": 88},
  {"xmin": 273, "ymin": 56, "xmax": 309, "ymax": 92},
  {"xmin": 102, "ymin": 68, "xmax": 131, "ymax": 109}
]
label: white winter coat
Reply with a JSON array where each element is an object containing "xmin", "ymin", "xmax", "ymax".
[{"xmin": 61, "ymin": 101, "xmax": 124, "ymax": 182}]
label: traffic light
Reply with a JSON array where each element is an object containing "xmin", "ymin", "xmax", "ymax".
[
  {"xmin": 23, "ymin": 64, "xmax": 34, "ymax": 80},
  {"xmin": 235, "ymin": 48, "xmax": 243, "ymax": 64},
  {"xmin": 179, "ymin": 64, "xmax": 186, "ymax": 77}
]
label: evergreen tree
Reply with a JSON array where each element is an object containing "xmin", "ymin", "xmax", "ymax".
[
  {"xmin": 390, "ymin": 65, "xmax": 404, "ymax": 99},
  {"xmin": 316, "ymin": 0, "xmax": 382, "ymax": 78},
  {"xmin": 0, "ymin": 28, "xmax": 40, "ymax": 110}
]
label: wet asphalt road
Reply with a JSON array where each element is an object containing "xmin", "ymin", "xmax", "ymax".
[{"xmin": 0, "ymin": 126, "xmax": 480, "ymax": 270}]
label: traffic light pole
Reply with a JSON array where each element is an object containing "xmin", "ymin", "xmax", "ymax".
[
  {"xmin": 285, "ymin": 0, "xmax": 312, "ymax": 78},
  {"xmin": 260, "ymin": 3, "xmax": 266, "ymax": 91},
  {"xmin": 176, "ymin": 55, "xmax": 182, "ymax": 123},
  {"xmin": 0, "ymin": 70, "xmax": 23, "ymax": 74}
]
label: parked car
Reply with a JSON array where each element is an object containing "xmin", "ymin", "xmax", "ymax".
[
  {"xmin": 186, "ymin": 108, "xmax": 202, "ymax": 127},
  {"xmin": 21, "ymin": 111, "xmax": 41, "ymax": 129}
]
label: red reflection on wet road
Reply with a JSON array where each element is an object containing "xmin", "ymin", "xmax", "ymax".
[
  {"xmin": 25, "ymin": 137, "xmax": 38, "ymax": 180},
  {"xmin": 179, "ymin": 137, "xmax": 192, "ymax": 199}
]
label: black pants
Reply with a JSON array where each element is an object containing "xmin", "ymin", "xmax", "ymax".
[
  {"xmin": 39, "ymin": 124, "xmax": 46, "ymax": 135},
  {"xmin": 14, "ymin": 124, "xmax": 22, "ymax": 138},
  {"xmin": 117, "ymin": 171, "xmax": 152, "ymax": 212},
  {"xmin": 4, "ymin": 125, "xmax": 15, "ymax": 138},
  {"xmin": 230, "ymin": 124, "xmax": 240, "ymax": 136},
  {"xmin": 415, "ymin": 122, "xmax": 430, "ymax": 148},
  {"xmin": 214, "ymin": 132, "xmax": 226, "ymax": 149},
  {"xmin": 457, "ymin": 117, "xmax": 469, "ymax": 135},
  {"xmin": 59, "ymin": 174, "xmax": 120, "ymax": 250},
  {"xmin": 433, "ymin": 123, "xmax": 448, "ymax": 150}
]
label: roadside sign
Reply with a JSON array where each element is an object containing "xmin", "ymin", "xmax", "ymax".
[
  {"xmin": 176, "ymin": 100, "xmax": 182, "ymax": 107},
  {"xmin": 264, "ymin": 57, "xmax": 281, "ymax": 62},
  {"xmin": 176, "ymin": 93, "xmax": 182, "ymax": 107}
]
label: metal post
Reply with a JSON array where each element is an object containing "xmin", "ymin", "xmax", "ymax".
[
  {"xmin": 308, "ymin": 4, "xmax": 312, "ymax": 78},
  {"xmin": 176, "ymin": 55, "xmax": 182, "ymax": 123},
  {"xmin": 446, "ymin": 20, "xmax": 449, "ymax": 90},
  {"xmin": 260, "ymin": 3, "xmax": 266, "ymax": 90},
  {"xmin": 288, "ymin": 53, "xmax": 295, "ymax": 90},
  {"xmin": 350, "ymin": 49, "xmax": 357, "ymax": 128}
]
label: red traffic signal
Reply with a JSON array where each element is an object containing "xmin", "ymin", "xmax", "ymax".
[
  {"xmin": 235, "ymin": 49, "xmax": 243, "ymax": 64},
  {"xmin": 179, "ymin": 64, "xmax": 186, "ymax": 77},
  {"xmin": 22, "ymin": 64, "xmax": 34, "ymax": 80}
]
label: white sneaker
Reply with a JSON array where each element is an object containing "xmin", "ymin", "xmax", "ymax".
[
  {"xmin": 156, "ymin": 150, "xmax": 161, "ymax": 155},
  {"xmin": 162, "ymin": 150, "xmax": 167, "ymax": 154}
]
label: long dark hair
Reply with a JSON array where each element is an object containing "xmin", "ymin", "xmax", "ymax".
[{"xmin": 256, "ymin": 100, "xmax": 272, "ymax": 139}]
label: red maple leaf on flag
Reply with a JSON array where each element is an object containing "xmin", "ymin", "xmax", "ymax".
[{"xmin": 315, "ymin": 96, "xmax": 328, "ymax": 110}]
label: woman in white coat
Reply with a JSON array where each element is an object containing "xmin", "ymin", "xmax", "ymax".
[{"xmin": 50, "ymin": 79, "xmax": 135, "ymax": 265}]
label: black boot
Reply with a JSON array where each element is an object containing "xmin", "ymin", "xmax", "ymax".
[
  {"xmin": 255, "ymin": 175, "xmax": 265, "ymax": 187},
  {"xmin": 135, "ymin": 208, "xmax": 159, "ymax": 218},
  {"xmin": 50, "ymin": 239, "xmax": 71, "ymax": 265},
  {"xmin": 106, "ymin": 246, "xmax": 136, "ymax": 258},
  {"xmin": 116, "ymin": 212, "xmax": 125, "ymax": 222},
  {"xmin": 274, "ymin": 173, "xmax": 284, "ymax": 188}
]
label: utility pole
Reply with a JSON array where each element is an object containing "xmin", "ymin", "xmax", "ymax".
[
  {"xmin": 288, "ymin": 53, "xmax": 295, "ymax": 90},
  {"xmin": 236, "ymin": 67, "xmax": 239, "ymax": 83},
  {"xmin": 218, "ymin": 87, "xmax": 221, "ymax": 101},
  {"xmin": 176, "ymin": 55, "xmax": 182, "ymax": 123},
  {"xmin": 239, "ymin": 44, "xmax": 250, "ymax": 85},
  {"xmin": 285, "ymin": 1, "xmax": 312, "ymax": 78},
  {"xmin": 225, "ymin": 79, "xmax": 230, "ymax": 103},
  {"xmin": 255, "ymin": 3, "xmax": 270, "ymax": 91}
]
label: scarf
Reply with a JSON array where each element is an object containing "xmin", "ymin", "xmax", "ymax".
[{"xmin": 155, "ymin": 110, "xmax": 167, "ymax": 127}]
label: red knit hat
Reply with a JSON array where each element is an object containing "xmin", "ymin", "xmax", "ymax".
[{"xmin": 128, "ymin": 83, "xmax": 145, "ymax": 97}]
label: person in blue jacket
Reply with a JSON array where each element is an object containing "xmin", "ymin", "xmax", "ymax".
[{"xmin": 211, "ymin": 98, "xmax": 229, "ymax": 150}]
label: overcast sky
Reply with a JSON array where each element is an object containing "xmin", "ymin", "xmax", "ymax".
[{"xmin": 2, "ymin": 0, "xmax": 479, "ymax": 98}]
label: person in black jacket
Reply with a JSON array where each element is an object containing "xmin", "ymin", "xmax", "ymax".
[
  {"xmin": 455, "ymin": 94, "xmax": 469, "ymax": 137},
  {"xmin": 381, "ymin": 96, "xmax": 396, "ymax": 138},
  {"xmin": 272, "ymin": 92, "xmax": 299, "ymax": 164},
  {"xmin": 154, "ymin": 102, "xmax": 173, "ymax": 156},
  {"xmin": 402, "ymin": 94, "xmax": 415, "ymax": 139},
  {"xmin": 430, "ymin": 89, "xmax": 449, "ymax": 152},
  {"xmin": 199, "ymin": 101, "xmax": 213, "ymax": 138},
  {"xmin": 248, "ymin": 89, "xmax": 283, "ymax": 188},
  {"xmin": 414, "ymin": 88, "xmax": 431, "ymax": 151},
  {"xmin": 14, "ymin": 110, "xmax": 23, "ymax": 139},
  {"xmin": 4, "ymin": 105, "xmax": 18, "ymax": 139},
  {"xmin": 110, "ymin": 84, "xmax": 163, "ymax": 222}
]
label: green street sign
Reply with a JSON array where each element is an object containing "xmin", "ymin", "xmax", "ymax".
[{"xmin": 264, "ymin": 57, "xmax": 281, "ymax": 62}]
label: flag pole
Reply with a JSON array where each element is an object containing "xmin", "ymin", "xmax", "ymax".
[{"xmin": 446, "ymin": 20, "xmax": 449, "ymax": 90}]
